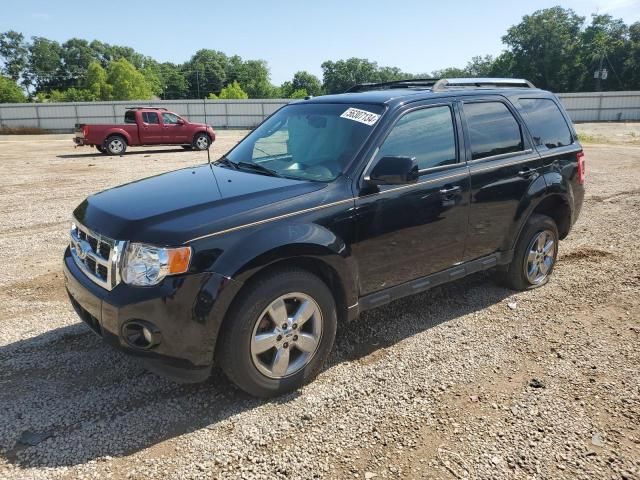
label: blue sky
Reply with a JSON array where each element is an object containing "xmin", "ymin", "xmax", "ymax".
[{"xmin": 3, "ymin": 0, "xmax": 639, "ymax": 84}]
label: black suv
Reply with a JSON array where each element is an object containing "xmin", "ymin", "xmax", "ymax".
[{"xmin": 64, "ymin": 78, "xmax": 585, "ymax": 397}]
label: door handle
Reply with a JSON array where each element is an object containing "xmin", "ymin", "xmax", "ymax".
[
  {"xmin": 518, "ymin": 167, "xmax": 536, "ymax": 178},
  {"xmin": 439, "ymin": 185, "xmax": 461, "ymax": 195}
]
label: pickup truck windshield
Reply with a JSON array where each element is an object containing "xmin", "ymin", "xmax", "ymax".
[{"xmin": 224, "ymin": 103, "xmax": 386, "ymax": 181}]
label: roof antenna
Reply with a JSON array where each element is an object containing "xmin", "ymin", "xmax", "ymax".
[{"xmin": 203, "ymin": 96, "xmax": 211, "ymax": 165}]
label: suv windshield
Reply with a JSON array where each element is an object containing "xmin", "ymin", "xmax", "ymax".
[{"xmin": 224, "ymin": 103, "xmax": 386, "ymax": 181}]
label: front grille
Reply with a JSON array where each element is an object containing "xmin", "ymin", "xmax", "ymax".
[{"xmin": 70, "ymin": 220, "xmax": 125, "ymax": 291}]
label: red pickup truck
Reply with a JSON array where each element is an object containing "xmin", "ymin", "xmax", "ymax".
[{"xmin": 74, "ymin": 107, "xmax": 216, "ymax": 155}]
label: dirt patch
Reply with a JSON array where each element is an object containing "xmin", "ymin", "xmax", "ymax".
[
  {"xmin": 561, "ymin": 247, "xmax": 614, "ymax": 262},
  {"xmin": 6, "ymin": 271, "xmax": 68, "ymax": 303}
]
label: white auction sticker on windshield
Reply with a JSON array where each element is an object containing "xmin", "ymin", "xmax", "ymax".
[{"xmin": 340, "ymin": 107, "xmax": 380, "ymax": 126}]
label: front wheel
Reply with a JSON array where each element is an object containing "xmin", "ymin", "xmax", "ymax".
[
  {"xmin": 192, "ymin": 133, "xmax": 210, "ymax": 151},
  {"xmin": 217, "ymin": 269, "xmax": 337, "ymax": 398},
  {"xmin": 500, "ymin": 214, "xmax": 559, "ymax": 290}
]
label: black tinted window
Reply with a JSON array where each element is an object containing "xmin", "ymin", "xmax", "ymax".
[
  {"xmin": 124, "ymin": 111, "xmax": 136, "ymax": 124},
  {"xmin": 519, "ymin": 98, "xmax": 573, "ymax": 149},
  {"xmin": 377, "ymin": 106, "xmax": 457, "ymax": 170},
  {"xmin": 142, "ymin": 112, "xmax": 159, "ymax": 124},
  {"xmin": 464, "ymin": 102, "xmax": 523, "ymax": 160}
]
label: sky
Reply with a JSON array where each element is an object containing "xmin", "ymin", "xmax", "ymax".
[{"xmin": 2, "ymin": 0, "xmax": 640, "ymax": 84}]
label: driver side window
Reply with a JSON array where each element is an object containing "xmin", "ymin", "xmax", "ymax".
[
  {"xmin": 376, "ymin": 105, "xmax": 457, "ymax": 171},
  {"xmin": 162, "ymin": 113, "xmax": 179, "ymax": 125}
]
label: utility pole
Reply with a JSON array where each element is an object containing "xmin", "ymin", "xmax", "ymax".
[
  {"xmin": 196, "ymin": 70, "xmax": 201, "ymax": 99},
  {"xmin": 595, "ymin": 53, "xmax": 604, "ymax": 92}
]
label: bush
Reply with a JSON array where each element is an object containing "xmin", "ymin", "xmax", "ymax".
[
  {"xmin": 0, "ymin": 75, "xmax": 26, "ymax": 103},
  {"xmin": 218, "ymin": 81, "xmax": 248, "ymax": 99}
]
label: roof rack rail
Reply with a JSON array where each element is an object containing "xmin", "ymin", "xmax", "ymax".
[
  {"xmin": 345, "ymin": 78, "xmax": 439, "ymax": 93},
  {"xmin": 432, "ymin": 78, "xmax": 535, "ymax": 91},
  {"xmin": 125, "ymin": 106, "xmax": 169, "ymax": 111}
]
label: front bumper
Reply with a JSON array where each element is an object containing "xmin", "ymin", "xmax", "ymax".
[{"xmin": 63, "ymin": 247, "xmax": 240, "ymax": 382}]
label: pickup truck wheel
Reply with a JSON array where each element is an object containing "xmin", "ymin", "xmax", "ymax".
[
  {"xmin": 105, "ymin": 136, "xmax": 127, "ymax": 155},
  {"xmin": 501, "ymin": 214, "xmax": 559, "ymax": 290},
  {"xmin": 96, "ymin": 145, "xmax": 107, "ymax": 154},
  {"xmin": 192, "ymin": 133, "xmax": 210, "ymax": 151},
  {"xmin": 218, "ymin": 268, "xmax": 337, "ymax": 398}
]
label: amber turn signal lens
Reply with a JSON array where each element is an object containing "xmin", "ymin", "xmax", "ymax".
[{"xmin": 167, "ymin": 247, "xmax": 191, "ymax": 274}]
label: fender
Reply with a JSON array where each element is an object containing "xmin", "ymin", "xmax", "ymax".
[
  {"xmin": 500, "ymin": 172, "xmax": 548, "ymax": 251},
  {"xmin": 215, "ymin": 222, "xmax": 357, "ymax": 302},
  {"xmin": 103, "ymin": 127, "xmax": 133, "ymax": 145},
  {"xmin": 197, "ymin": 222, "xmax": 359, "ymax": 356},
  {"xmin": 542, "ymin": 169, "xmax": 577, "ymax": 227}
]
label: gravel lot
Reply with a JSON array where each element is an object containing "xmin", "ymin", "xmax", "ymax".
[{"xmin": 0, "ymin": 125, "xmax": 639, "ymax": 480}]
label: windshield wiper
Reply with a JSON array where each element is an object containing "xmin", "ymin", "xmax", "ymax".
[
  {"xmin": 215, "ymin": 156, "xmax": 238, "ymax": 169},
  {"xmin": 236, "ymin": 161, "xmax": 281, "ymax": 177}
]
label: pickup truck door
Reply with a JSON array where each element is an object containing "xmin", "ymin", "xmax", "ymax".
[
  {"xmin": 352, "ymin": 102, "xmax": 470, "ymax": 296},
  {"xmin": 161, "ymin": 112, "xmax": 190, "ymax": 143},
  {"xmin": 460, "ymin": 97, "xmax": 544, "ymax": 261},
  {"xmin": 138, "ymin": 111, "xmax": 163, "ymax": 144}
]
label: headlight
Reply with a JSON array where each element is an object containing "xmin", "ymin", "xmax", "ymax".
[{"xmin": 121, "ymin": 243, "xmax": 191, "ymax": 286}]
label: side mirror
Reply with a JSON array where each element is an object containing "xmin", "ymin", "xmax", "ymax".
[{"xmin": 368, "ymin": 156, "xmax": 419, "ymax": 185}]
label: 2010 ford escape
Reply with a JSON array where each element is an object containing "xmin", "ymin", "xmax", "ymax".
[{"xmin": 63, "ymin": 78, "xmax": 585, "ymax": 397}]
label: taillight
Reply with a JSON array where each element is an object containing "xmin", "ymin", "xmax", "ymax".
[
  {"xmin": 576, "ymin": 151, "xmax": 585, "ymax": 185},
  {"xmin": 83, "ymin": 125, "xmax": 89, "ymax": 137}
]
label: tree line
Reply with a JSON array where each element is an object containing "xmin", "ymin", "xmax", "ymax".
[{"xmin": 1, "ymin": 6, "xmax": 639, "ymax": 103}]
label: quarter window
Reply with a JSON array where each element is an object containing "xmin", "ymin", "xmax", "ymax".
[
  {"xmin": 376, "ymin": 106, "xmax": 457, "ymax": 170},
  {"xmin": 519, "ymin": 98, "xmax": 573, "ymax": 149},
  {"xmin": 142, "ymin": 112, "xmax": 159, "ymax": 124},
  {"xmin": 464, "ymin": 102, "xmax": 523, "ymax": 160}
]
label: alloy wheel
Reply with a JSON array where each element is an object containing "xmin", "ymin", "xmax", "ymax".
[
  {"xmin": 250, "ymin": 292, "xmax": 323, "ymax": 379},
  {"xmin": 524, "ymin": 229, "xmax": 556, "ymax": 285}
]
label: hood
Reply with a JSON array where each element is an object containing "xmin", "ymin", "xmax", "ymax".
[{"xmin": 74, "ymin": 164, "xmax": 325, "ymax": 245}]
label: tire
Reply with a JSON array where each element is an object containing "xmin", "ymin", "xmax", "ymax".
[
  {"xmin": 500, "ymin": 214, "xmax": 559, "ymax": 290},
  {"xmin": 96, "ymin": 145, "xmax": 107, "ymax": 154},
  {"xmin": 217, "ymin": 268, "xmax": 337, "ymax": 398},
  {"xmin": 104, "ymin": 135, "xmax": 127, "ymax": 155},
  {"xmin": 192, "ymin": 132, "xmax": 210, "ymax": 151}
]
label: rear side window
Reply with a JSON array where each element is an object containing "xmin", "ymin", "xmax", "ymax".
[
  {"xmin": 464, "ymin": 102, "xmax": 523, "ymax": 160},
  {"xmin": 142, "ymin": 112, "xmax": 160, "ymax": 124},
  {"xmin": 519, "ymin": 98, "xmax": 573, "ymax": 149},
  {"xmin": 124, "ymin": 111, "xmax": 136, "ymax": 124},
  {"xmin": 377, "ymin": 105, "xmax": 457, "ymax": 170}
]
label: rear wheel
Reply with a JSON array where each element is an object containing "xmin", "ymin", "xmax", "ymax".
[
  {"xmin": 105, "ymin": 136, "xmax": 127, "ymax": 155},
  {"xmin": 218, "ymin": 268, "xmax": 337, "ymax": 398},
  {"xmin": 500, "ymin": 214, "xmax": 559, "ymax": 290},
  {"xmin": 192, "ymin": 133, "xmax": 210, "ymax": 151}
]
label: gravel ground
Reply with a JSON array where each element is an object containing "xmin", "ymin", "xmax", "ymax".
[{"xmin": 0, "ymin": 125, "xmax": 639, "ymax": 479}]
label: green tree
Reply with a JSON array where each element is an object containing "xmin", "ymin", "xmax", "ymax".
[
  {"xmin": 26, "ymin": 36, "xmax": 62, "ymax": 93},
  {"xmin": 581, "ymin": 14, "xmax": 631, "ymax": 90},
  {"xmin": 186, "ymin": 49, "xmax": 228, "ymax": 98},
  {"xmin": 0, "ymin": 31, "xmax": 28, "ymax": 81},
  {"xmin": 60, "ymin": 38, "xmax": 100, "ymax": 88},
  {"xmin": 289, "ymin": 88, "xmax": 308, "ymax": 99},
  {"xmin": 85, "ymin": 61, "xmax": 111, "ymax": 100},
  {"xmin": 289, "ymin": 70, "xmax": 322, "ymax": 96},
  {"xmin": 0, "ymin": 75, "xmax": 26, "ymax": 102},
  {"xmin": 160, "ymin": 62, "xmax": 189, "ymax": 99},
  {"xmin": 502, "ymin": 7, "xmax": 585, "ymax": 92},
  {"xmin": 321, "ymin": 58, "xmax": 380, "ymax": 93},
  {"xmin": 106, "ymin": 58, "xmax": 152, "ymax": 100},
  {"xmin": 218, "ymin": 80, "xmax": 248, "ymax": 99}
]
